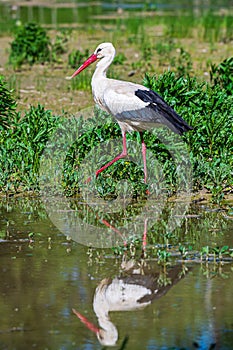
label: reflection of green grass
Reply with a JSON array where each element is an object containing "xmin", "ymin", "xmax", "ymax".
[
  {"xmin": 113, "ymin": 238, "xmax": 233, "ymax": 265},
  {"xmin": 0, "ymin": 3, "xmax": 233, "ymax": 46},
  {"xmin": 110, "ymin": 207, "xmax": 233, "ymax": 264}
]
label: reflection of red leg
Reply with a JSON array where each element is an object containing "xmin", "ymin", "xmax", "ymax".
[
  {"xmin": 101, "ymin": 219, "xmax": 127, "ymax": 247},
  {"xmin": 95, "ymin": 131, "xmax": 127, "ymax": 178},
  {"xmin": 140, "ymin": 132, "xmax": 147, "ymax": 184}
]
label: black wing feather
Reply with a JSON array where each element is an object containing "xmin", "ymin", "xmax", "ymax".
[{"xmin": 135, "ymin": 89, "xmax": 192, "ymax": 135}]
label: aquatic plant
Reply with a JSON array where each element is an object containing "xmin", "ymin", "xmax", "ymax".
[
  {"xmin": 68, "ymin": 70, "xmax": 92, "ymax": 91},
  {"xmin": 163, "ymin": 232, "xmax": 176, "ymax": 248},
  {"xmin": 200, "ymin": 246, "xmax": 210, "ymax": 262},
  {"xmin": 164, "ymin": 14, "xmax": 196, "ymax": 39},
  {"xmin": 157, "ymin": 249, "xmax": 171, "ymax": 267},
  {"xmin": 212, "ymin": 245, "xmax": 229, "ymax": 263},
  {"xmin": 178, "ymin": 244, "xmax": 193, "ymax": 260}
]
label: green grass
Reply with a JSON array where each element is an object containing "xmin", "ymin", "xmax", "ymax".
[
  {"xmin": 0, "ymin": 52, "xmax": 232, "ymax": 201},
  {"xmin": 68, "ymin": 70, "xmax": 92, "ymax": 91},
  {"xmin": 0, "ymin": 98, "xmax": 60, "ymax": 193},
  {"xmin": 143, "ymin": 71, "xmax": 233, "ymax": 202}
]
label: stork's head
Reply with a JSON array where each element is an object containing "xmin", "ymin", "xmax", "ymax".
[
  {"xmin": 94, "ymin": 42, "xmax": 116, "ymax": 60},
  {"xmin": 71, "ymin": 42, "xmax": 116, "ymax": 78}
]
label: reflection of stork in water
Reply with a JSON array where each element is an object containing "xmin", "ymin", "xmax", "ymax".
[{"xmin": 73, "ymin": 264, "xmax": 188, "ymax": 346}]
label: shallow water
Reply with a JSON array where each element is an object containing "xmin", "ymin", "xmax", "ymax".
[
  {"xmin": 0, "ymin": 197, "xmax": 232, "ymax": 349},
  {"xmin": 0, "ymin": 0, "xmax": 232, "ymax": 32}
]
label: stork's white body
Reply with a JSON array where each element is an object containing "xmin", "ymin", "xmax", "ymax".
[
  {"xmin": 92, "ymin": 75, "xmax": 151, "ymax": 133},
  {"xmin": 71, "ymin": 42, "xmax": 192, "ymax": 181}
]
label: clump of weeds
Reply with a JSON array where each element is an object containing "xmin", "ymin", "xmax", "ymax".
[
  {"xmin": 209, "ymin": 56, "xmax": 233, "ymax": 95},
  {"xmin": 9, "ymin": 22, "xmax": 51, "ymax": 69},
  {"xmin": 68, "ymin": 48, "xmax": 90, "ymax": 69}
]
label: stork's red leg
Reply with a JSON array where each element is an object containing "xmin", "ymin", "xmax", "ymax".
[
  {"xmin": 95, "ymin": 131, "xmax": 127, "ymax": 178},
  {"xmin": 141, "ymin": 217, "xmax": 148, "ymax": 258},
  {"xmin": 140, "ymin": 132, "xmax": 147, "ymax": 184}
]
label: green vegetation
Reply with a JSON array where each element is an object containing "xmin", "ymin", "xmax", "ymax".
[
  {"xmin": 0, "ymin": 91, "xmax": 59, "ymax": 192},
  {"xmin": 8, "ymin": 22, "xmax": 71, "ymax": 69},
  {"xmin": 68, "ymin": 48, "xmax": 90, "ymax": 69},
  {"xmin": 1, "ymin": 52, "xmax": 232, "ymax": 201},
  {"xmin": 144, "ymin": 71, "xmax": 233, "ymax": 202},
  {"xmin": 0, "ymin": 75, "xmax": 17, "ymax": 130},
  {"xmin": 109, "ymin": 206, "xmax": 233, "ymax": 263},
  {"xmin": 210, "ymin": 57, "xmax": 233, "ymax": 95},
  {"xmin": 113, "ymin": 53, "xmax": 127, "ymax": 65},
  {"xmin": 9, "ymin": 22, "xmax": 51, "ymax": 69}
]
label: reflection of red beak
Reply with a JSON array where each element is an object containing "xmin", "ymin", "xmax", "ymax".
[{"xmin": 72, "ymin": 308, "xmax": 100, "ymax": 334}]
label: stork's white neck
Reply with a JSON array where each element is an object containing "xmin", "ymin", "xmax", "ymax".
[
  {"xmin": 91, "ymin": 54, "xmax": 115, "ymax": 111},
  {"xmin": 92, "ymin": 54, "xmax": 115, "ymax": 81}
]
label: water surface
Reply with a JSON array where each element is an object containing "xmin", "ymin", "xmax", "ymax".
[
  {"xmin": 0, "ymin": 0, "xmax": 232, "ymax": 32},
  {"xmin": 0, "ymin": 197, "xmax": 232, "ymax": 349}
]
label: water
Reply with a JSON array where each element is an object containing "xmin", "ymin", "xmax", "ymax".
[
  {"xmin": 0, "ymin": 197, "xmax": 232, "ymax": 349},
  {"xmin": 0, "ymin": 0, "xmax": 233, "ymax": 32}
]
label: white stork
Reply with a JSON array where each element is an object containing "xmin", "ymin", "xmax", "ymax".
[
  {"xmin": 72, "ymin": 264, "xmax": 187, "ymax": 346},
  {"xmin": 71, "ymin": 43, "xmax": 192, "ymax": 183}
]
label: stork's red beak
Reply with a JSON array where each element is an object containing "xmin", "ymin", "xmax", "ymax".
[
  {"xmin": 71, "ymin": 53, "xmax": 98, "ymax": 78},
  {"xmin": 72, "ymin": 308, "xmax": 100, "ymax": 334}
]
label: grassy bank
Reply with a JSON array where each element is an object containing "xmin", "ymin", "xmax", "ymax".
[{"xmin": 1, "ymin": 66, "xmax": 232, "ymax": 202}]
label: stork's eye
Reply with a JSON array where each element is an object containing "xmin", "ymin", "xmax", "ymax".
[{"xmin": 96, "ymin": 48, "xmax": 102, "ymax": 53}]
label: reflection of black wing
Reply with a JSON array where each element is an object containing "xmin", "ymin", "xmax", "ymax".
[
  {"xmin": 121, "ymin": 265, "xmax": 187, "ymax": 304},
  {"xmin": 135, "ymin": 89, "xmax": 193, "ymax": 135}
]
